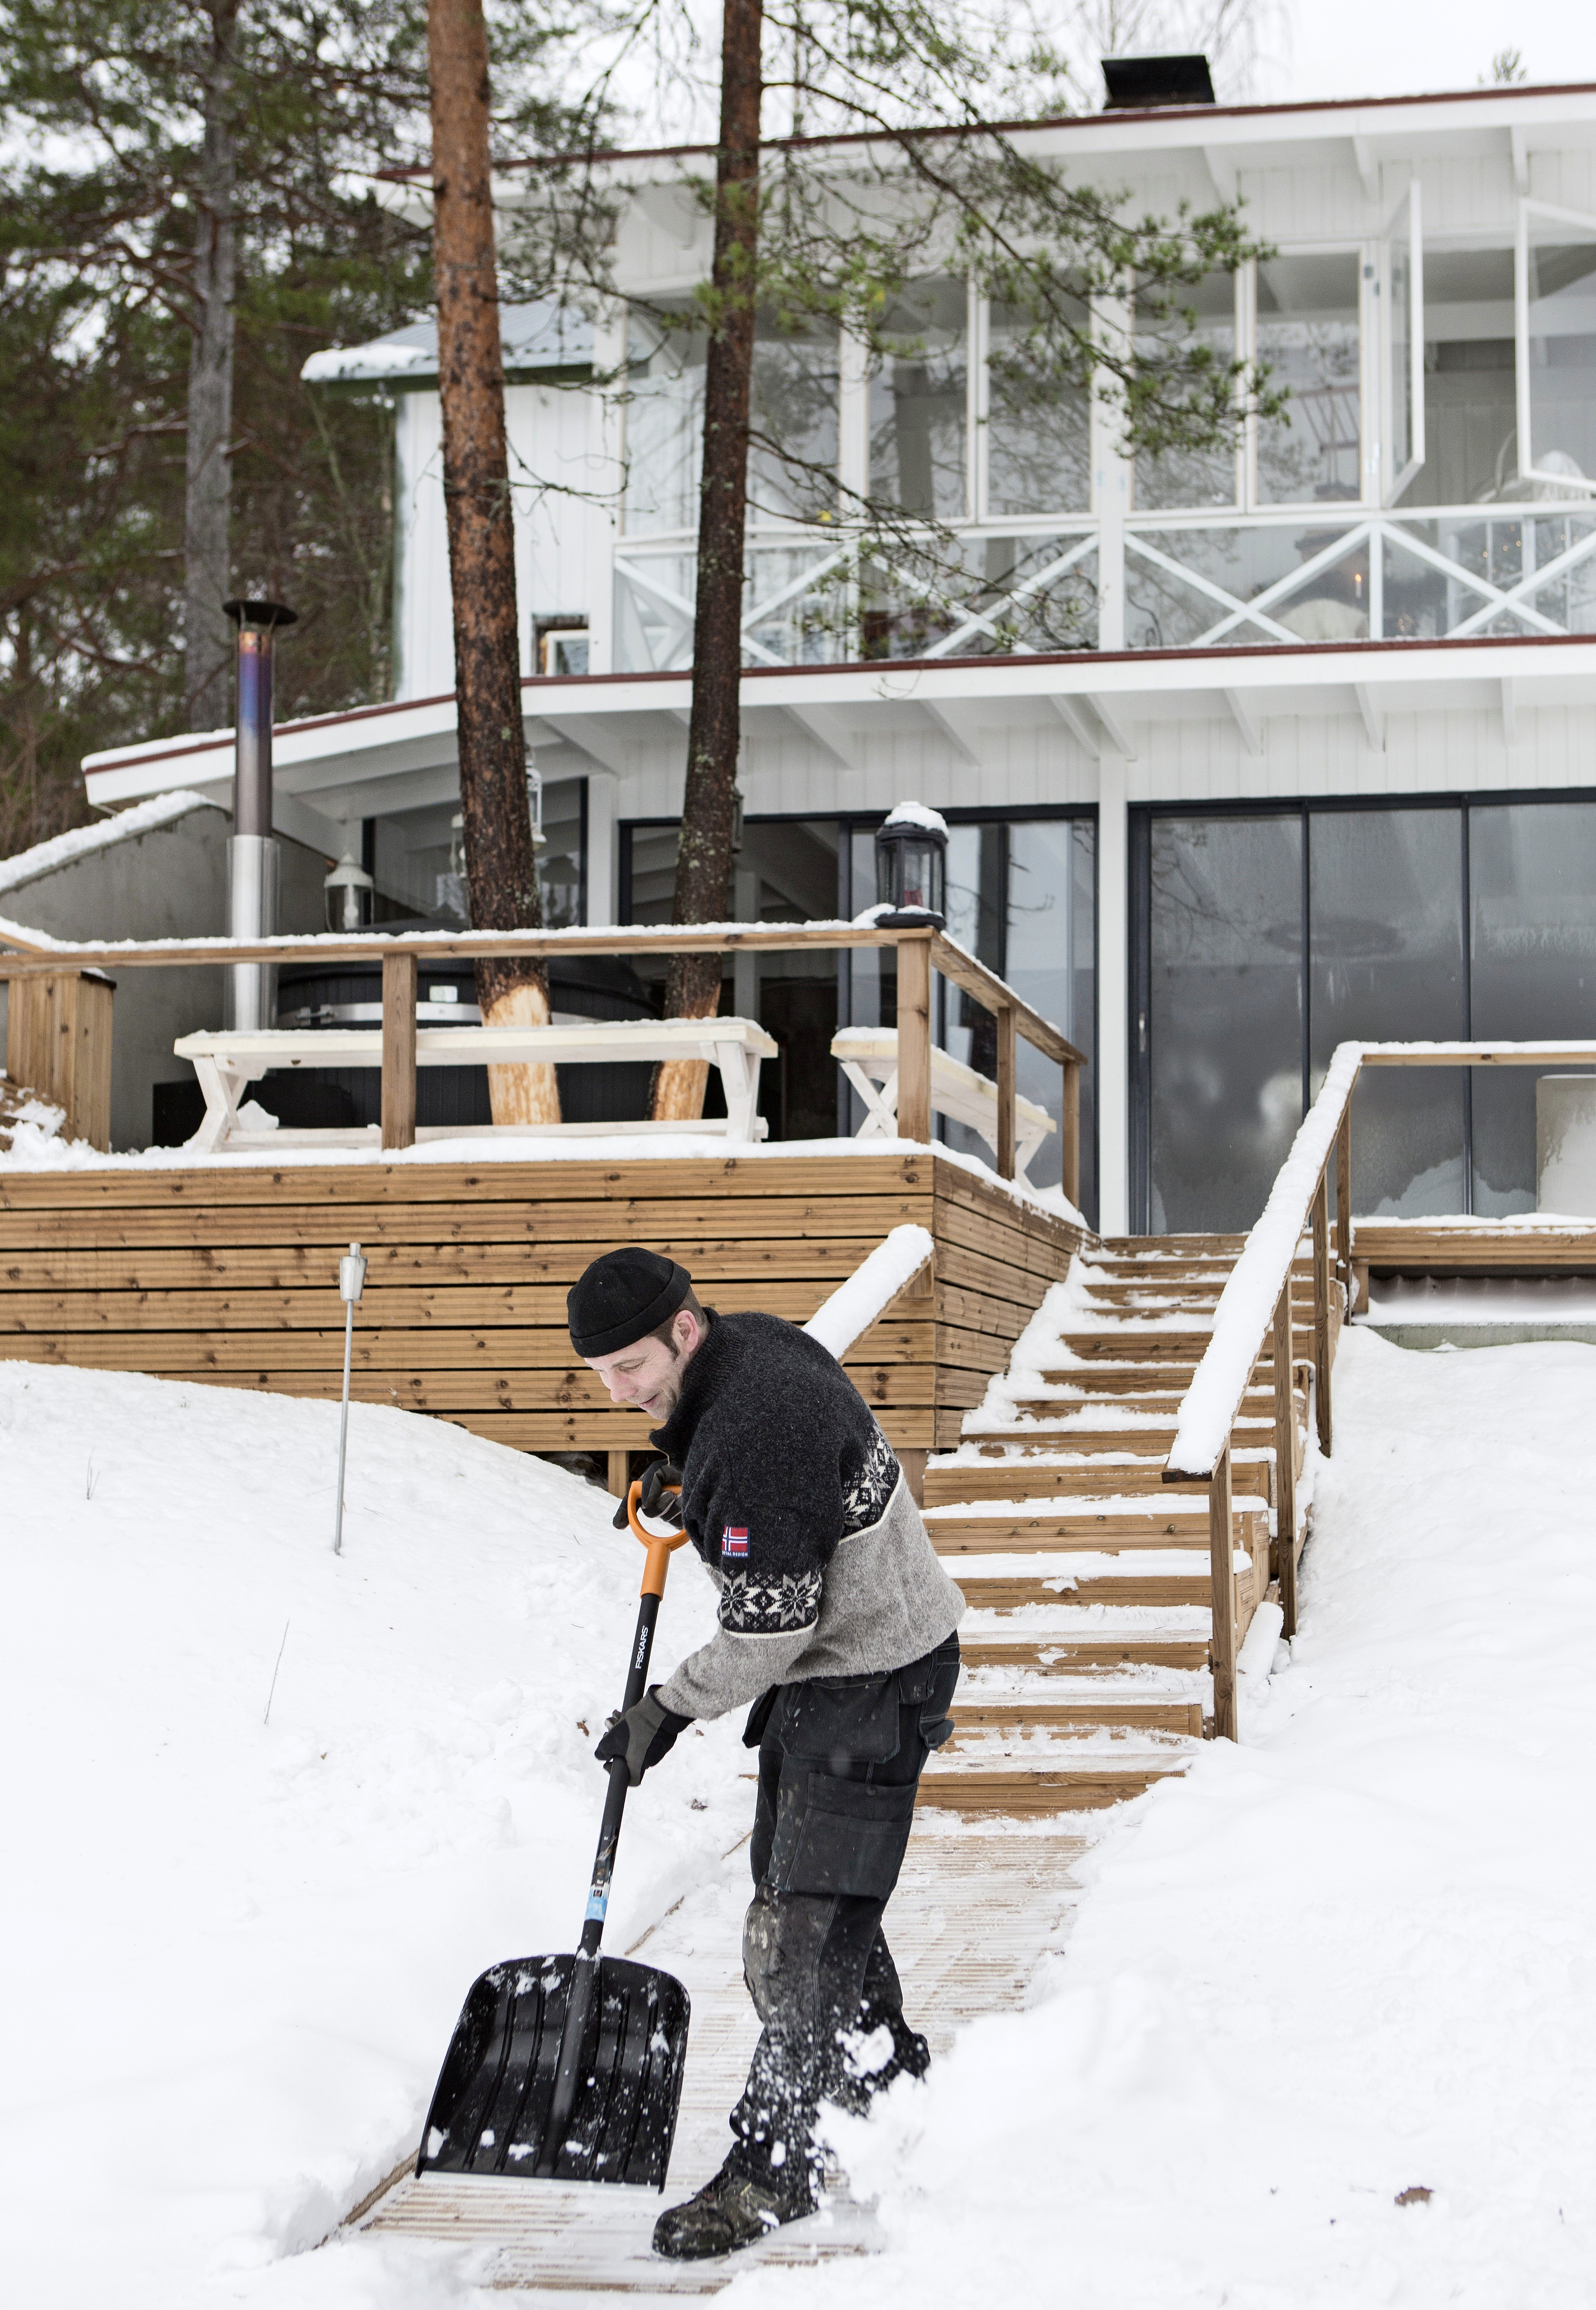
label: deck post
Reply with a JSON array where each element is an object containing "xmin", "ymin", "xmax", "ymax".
[
  {"xmin": 5, "ymin": 969, "xmax": 115, "ymax": 1150},
  {"xmin": 1272, "ymin": 1281, "xmax": 1299, "ymax": 1636},
  {"xmin": 995, "ymin": 1001, "xmax": 1017, "ymax": 1181},
  {"xmin": 1335, "ymin": 1105, "xmax": 1353, "ymax": 1306},
  {"xmin": 1060, "ymin": 1058, "xmax": 1081, "ymax": 1212},
  {"xmin": 1312, "ymin": 1171, "xmax": 1332, "ymax": 1455},
  {"xmin": 1209, "ymin": 1443, "xmax": 1238, "ymax": 1742},
  {"xmin": 896, "ymin": 935, "xmax": 932, "ymax": 1144},
  {"xmin": 381, "ymin": 950, "xmax": 418, "ymax": 1152}
]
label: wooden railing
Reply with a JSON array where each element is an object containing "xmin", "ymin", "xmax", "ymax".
[
  {"xmin": 1165, "ymin": 1037, "xmax": 1596, "ymax": 1742},
  {"xmin": 0, "ymin": 916, "xmax": 1085, "ymax": 1198}
]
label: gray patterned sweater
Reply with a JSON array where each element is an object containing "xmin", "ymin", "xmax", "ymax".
[{"xmin": 650, "ymin": 1311, "xmax": 965, "ymax": 1722}]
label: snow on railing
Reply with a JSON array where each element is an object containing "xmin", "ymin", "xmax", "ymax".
[
  {"xmin": 1166, "ymin": 1042, "xmax": 1363, "ymax": 1483},
  {"xmin": 804, "ymin": 1224, "xmax": 934, "ymax": 1360}
]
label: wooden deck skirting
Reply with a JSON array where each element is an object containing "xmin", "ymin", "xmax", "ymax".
[{"xmin": 0, "ymin": 1149, "xmax": 1085, "ymax": 1455}]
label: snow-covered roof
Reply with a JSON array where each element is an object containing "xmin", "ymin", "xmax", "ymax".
[
  {"xmin": 0, "ymin": 791, "xmax": 221, "ymax": 896},
  {"xmin": 302, "ymin": 299, "xmax": 593, "ymax": 388}
]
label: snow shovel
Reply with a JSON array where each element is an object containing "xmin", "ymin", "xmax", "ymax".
[{"xmin": 416, "ymin": 1481, "xmax": 693, "ymax": 2189}]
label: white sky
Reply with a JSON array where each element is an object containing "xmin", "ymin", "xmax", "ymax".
[{"xmin": 1275, "ymin": 0, "xmax": 1592, "ymax": 103}]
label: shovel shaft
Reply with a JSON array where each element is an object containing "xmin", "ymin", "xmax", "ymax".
[
  {"xmin": 539, "ymin": 1581, "xmax": 665, "ymax": 2172},
  {"xmin": 579, "ymin": 1591, "xmax": 659, "ymax": 1956}
]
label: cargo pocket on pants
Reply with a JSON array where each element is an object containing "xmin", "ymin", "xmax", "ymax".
[{"xmin": 766, "ymin": 1765, "xmax": 919, "ymax": 1902}]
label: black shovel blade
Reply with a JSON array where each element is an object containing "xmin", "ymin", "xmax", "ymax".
[{"xmin": 416, "ymin": 1953, "xmax": 690, "ymax": 2190}]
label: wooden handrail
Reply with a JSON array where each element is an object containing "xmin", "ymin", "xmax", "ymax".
[
  {"xmin": 1163, "ymin": 1034, "xmax": 1596, "ymax": 1744},
  {"xmin": 0, "ymin": 913, "xmax": 1085, "ymax": 1193}
]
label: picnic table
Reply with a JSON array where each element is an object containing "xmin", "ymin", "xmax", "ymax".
[
  {"xmin": 832, "ymin": 1025, "xmax": 1056, "ymax": 1182},
  {"xmin": 173, "ymin": 1016, "xmax": 777, "ymax": 1152}
]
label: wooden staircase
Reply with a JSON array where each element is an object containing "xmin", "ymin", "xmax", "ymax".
[{"xmin": 917, "ymin": 1235, "xmax": 1317, "ymax": 1814}]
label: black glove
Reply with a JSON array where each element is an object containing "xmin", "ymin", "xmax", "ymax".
[
  {"xmin": 594, "ymin": 1686, "xmax": 690, "ymax": 1785},
  {"xmin": 611, "ymin": 1459, "xmax": 686, "ymax": 1530}
]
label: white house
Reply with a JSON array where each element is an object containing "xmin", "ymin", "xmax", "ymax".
[{"xmin": 79, "ymin": 72, "xmax": 1596, "ymax": 1229}]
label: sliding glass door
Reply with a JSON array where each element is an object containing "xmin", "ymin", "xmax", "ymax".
[{"xmin": 1133, "ymin": 794, "xmax": 1596, "ymax": 1233}]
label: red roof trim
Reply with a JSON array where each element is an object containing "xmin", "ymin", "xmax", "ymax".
[{"xmin": 374, "ymin": 80, "xmax": 1596, "ymax": 183}]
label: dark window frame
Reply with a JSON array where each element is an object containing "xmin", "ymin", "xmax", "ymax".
[{"xmin": 1128, "ymin": 784, "xmax": 1596, "ymax": 1234}]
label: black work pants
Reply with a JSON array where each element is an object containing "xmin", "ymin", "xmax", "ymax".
[{"xmin": 727, "ymin": 1632, "xmax": 960, "ymax": 2195}]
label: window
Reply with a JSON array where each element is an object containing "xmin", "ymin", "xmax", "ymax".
[
  {"xmin": 869, "ymin": 279, "xmax": 969, "ymax": 520},
  {"xmin": 1404, "ymin": 245, "xmax": 1518, "ymax": 507},
  {"xmin": 845, "ymin": 815, "xmax": 1096, "ymax": 1216},
  {"xmin": 1132, "ymin": 270, "xmax": 1240, "ymax": 511},
  {"xmin": 748, "ymin": 313, "xmax": 841, "ymax": 524},
  {"xmin": 1255, "ymin": 251, "xmax": 1363, "ymax": 505},
  {"xmin": 1383, "ymin": 182, "xmax": 1424, "ymax": 501},
  {"xmin": 1518, "ymin": 206, "xmax": 1596, "ymax": 496},
  {"xmin": 373, "ymin": 778, "xmax": 586, "ymax": 929},
  {"xmin": 1470, "ymin": 802, "xmax": 1596, "ymax": 1213},
  {"xmin": 985, "ymin": 290, "xmax": 1092, "ymax": 517},
  {"xmin": 1146, "ymin": 814, "xmax": 1303, "ymax": 1234},
  {"xmin": 1135, "ymin": 796, "xmax": 1596, "ymax": 1232},
  {"xmin": 622, "ymin": 305, "xmax": 705, "ymax": 535},
  {"xmin": 1309, "ymin": 810, "xmax": 1465, "ymax": 1214}
]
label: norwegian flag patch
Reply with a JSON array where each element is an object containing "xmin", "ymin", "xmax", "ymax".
[{"xmin": 721, "ymin": 1525, "xmax": 750, "ymax": 1559}]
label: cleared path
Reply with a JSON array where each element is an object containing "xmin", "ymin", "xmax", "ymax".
[{"xmin": 359, "ymin": 1816, "xmax": 1087, "ymax": 2294}]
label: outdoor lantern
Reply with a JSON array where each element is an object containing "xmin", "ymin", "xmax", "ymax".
[
  {"xmin": 324, "ymin": 851, "xmax": 375, "ymax": 932},
  {"xmin": 875, "ymin": 801, "xmax": 949, "ymax": 925}
]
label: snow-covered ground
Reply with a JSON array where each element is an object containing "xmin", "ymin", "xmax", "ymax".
[
  {"xmin": 0, "ymin": 1361, "xmax": 743, "ymax": 2307},
  {"xmin": 7, "ymin": 1328, "xmax": 1594, "ymax": 2306},
  {"xmin": 803, "ymin": 1327, "xmax": 1596, "ymax": 2310}
]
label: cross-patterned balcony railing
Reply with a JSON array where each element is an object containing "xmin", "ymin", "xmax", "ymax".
[{"xmin": 611, "ymin": 499, "xmax": 1596, "ymax": 670}]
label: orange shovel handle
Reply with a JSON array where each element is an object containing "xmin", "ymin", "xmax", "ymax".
[{"xmin": 627, "ymin": 1479, "xmax": 691, "ymax": 1598}]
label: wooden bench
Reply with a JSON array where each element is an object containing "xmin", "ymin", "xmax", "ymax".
[
  {"xmin": 173, "ymin": 1017, "xmax": 778, "ymax": 1153},
  {"xmin": 832, "ymin": 1026, "xmax": 1056, "ymax": 1182}
]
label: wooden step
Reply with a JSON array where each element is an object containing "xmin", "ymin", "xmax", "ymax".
[
  {"xmin": 948, "ymin": 1698, "xmax": 1204, "ymax": 1737},
  {"xmin": 960, "ymin": 1636, "xmax": 1210, "ymax": 1673},
  {"xmin": 929, "ymin": 1505, "xmax": 1267, "ymax": 1550},
  {"xmin": 959, "ymin": 1423, "xmax": 1278, "ymax": 1457},
  {"xmin": 990, "ymin": 1385, "xmax": 1300, "ymax": 1421},
  {"xmin": 917, "ymin": 1762, "xmax": 1191, "ymax": 1814},
  {"xmin": 953, "ymin": 1568, "xmax": 1256, "ymax": 1612},
  {"xmin": 924, "ymin": 1458, "xmax": 1271, "ymax": 1507},
  {"xmin": 1057, "ymin": 1330, "xmax": 1313, "ymax": 1363},
  {"xmin": 1017, "ymin": 1367, "xmax": 1240, "ymax": 1396}
]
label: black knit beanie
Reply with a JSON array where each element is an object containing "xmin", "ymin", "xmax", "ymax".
[{"xmin": 568, "ymin": 1247, "xmax": 693, "ymax": 1358}]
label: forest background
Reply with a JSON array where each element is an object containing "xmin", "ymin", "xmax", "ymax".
[{"xmin": 0, "ymin": 0, "xmax": 1282, "ymax": 862}]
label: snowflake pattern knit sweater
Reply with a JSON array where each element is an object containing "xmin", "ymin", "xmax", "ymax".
[{"xmin": 649, "ymin": 1311, "xmax": 965, "ymax": 1721}]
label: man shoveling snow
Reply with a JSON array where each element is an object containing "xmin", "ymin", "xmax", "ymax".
[{"xmin": 570, "ymin": 1246, "xmax": 964, "ymax": 2261}]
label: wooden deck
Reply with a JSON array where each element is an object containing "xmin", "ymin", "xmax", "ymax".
[{"xmin": 0, "ymin": 1148, "xmax": 1085, "ymax": 1457}]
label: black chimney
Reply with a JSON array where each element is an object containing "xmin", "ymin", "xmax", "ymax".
[{"xmin": 1101, "ymin": 54, "xmax": 1216, "ymax": 111}]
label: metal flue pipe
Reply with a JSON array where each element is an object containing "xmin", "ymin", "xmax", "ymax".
[{"xmin": 223, "ymin": 597, "xmax": 296, "ymax": 1031}]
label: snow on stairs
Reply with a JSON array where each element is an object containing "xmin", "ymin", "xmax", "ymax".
[{"xmin": 917, "ymin": 1234, "xmax": 1306, "ymax": 1817}]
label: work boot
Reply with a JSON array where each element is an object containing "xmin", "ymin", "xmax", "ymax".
[{"xmin": 652, "ymin": 2152, "xmax": 813, "ymax": 2261}]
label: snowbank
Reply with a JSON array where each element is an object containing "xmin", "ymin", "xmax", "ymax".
[
  {"xmin": 0, "ymin": 1363, "xmax": 741, "ymax": 2307},
  {"xmin": 804, "ymin": 1223, "xmax": 934, "ymax": 1357},
  {"xmin": 809, "ymin": 1328, "xmax": 1596, "ymax": 2307}
]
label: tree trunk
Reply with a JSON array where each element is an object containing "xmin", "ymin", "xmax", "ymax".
[
  {"xmin": 427, "ymin": 0, "xmax": 557, "ymax": 1124},
  {"xmin": 183, "ymin": 1, "xmax": 239, "ymax": 732},
  {"xmin": 651, "ymin": 0, "xmax": 763, "ymax": 1123}
]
